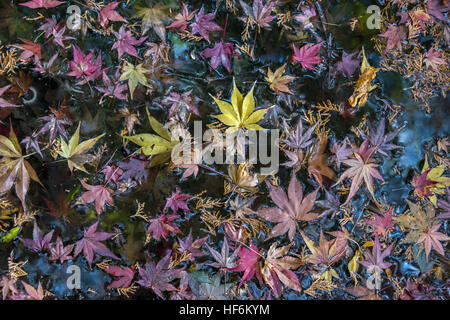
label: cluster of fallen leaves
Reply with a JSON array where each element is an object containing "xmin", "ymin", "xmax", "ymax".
[{"xmin": 0, "ymin": 0, "xmax": 448, "ymax": 301}]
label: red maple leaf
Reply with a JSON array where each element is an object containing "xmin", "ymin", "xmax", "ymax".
[
  {"xmin": 99, "ymin": 1, "xmax": 126, "ymax": 29},
  {"xmin": 229, "ymin": 242, "xmax": 263, "ymax": 288},
  {"xmin": 258, "ymin": 173, "xmax": 319, "ymax": 241},
  {"xmin": 412, "ymin": 169, "xmax": 436, "ymax": 198},
  {"xmin": 147, "ymin": 213, "xmax": 181, "ymax": 241},
  {"xmin": 291, "ymin": 43, "xmax": 322, "ymax": 70},
  {"xmin": 366, "ymin": 207, "xmax": 395, "ymax": 237},
  {"xmin": 0, "ymin": 85, "xmax": 19, "ymax": 108},
  {"xmin": 104, "ymin": 265, "xmax": 135, "ymax": 289}
]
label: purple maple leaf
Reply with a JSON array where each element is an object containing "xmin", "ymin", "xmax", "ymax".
[
  {"xmin": 190, "ymin": 8, "xmax": 222, "ymax": 43},
  {"xmin": 291, "ymin": 43, "xmax": 323, "ymax": 70},
  {"xmin": 20, "ymin": 221, "xmax": 54, "ymax": 253},
  {"xmin": 137, "ymin": 253, "xmax": 183, "ymax": 299},
  {"xmin": 201, "ymin": 41, "xmax": 239, "ymax": 73},
  {"xmin": 112, "ymin": 25, "xmax": 147, "ymax": 59},
  {"xmin": 74, "ymin": 221, "xmax": 119, "ymax": 266},
  {"xmin": 118, "ymin": 156, "xmax": 150, "ymax": 183},
  {"xmin": 176, "ymin": 230, "xmax": 208, "ymax": 261},
  {"xmin": 335, "ymin": 52, "xmax": 360, "ymax": 77},
  {"xmin": 437, "ymin": 192, "xmax": 450, "ymax": 219},
  {"xmin": 37, "ymin": 111, "xmax": 72, "ymax": 143},
  {"xmin": 96, "ymin": 70, "xmax": 128, "ymax": 102},
  {"xmin": 21, "ymin": 133, "xmax": 43, "ymax": 158},
  {"xmin": 358, "ymin": 236, "xmax": 393, "ymax": 272},
  {"xmin": 239, "ymin": 0, "xmax": 276, "ymax": 29},
  {"xmin": 427, "ymin": 0, "xmax": 448, "ymax": 22},
  {"xmin": 49, "ymin": 237, "xmax": 74, "ymax": 263}
]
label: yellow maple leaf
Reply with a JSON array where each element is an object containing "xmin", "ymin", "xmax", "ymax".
[
  {"xmin": 124, "ymin": 109, "xmax": 179, "ymax": 167},
  {"xmin": 212, "ymin": 80, "xmax": 267, "ymax": 131},
  {"xmin": 347, "ymin": 48, "xmax": 379, "ymax": 108},
  {"xmin": 58, "ymin": 122, "xmax": 104, "ymax": 173},
  {"xmin": 421, "ymin": 155, "xmax": 450, "ymax": 206},
  {"xmin": 119, "ymin": 62, "xmax": 151, "ymax": 100}
]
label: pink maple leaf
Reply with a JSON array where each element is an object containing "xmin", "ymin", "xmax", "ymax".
[
  {"xmin": 105, "ymin": 265, "xmax": 135, "ymax": 289},
  {"xmin": 112, "ymin": 25, "xmax": 147, "ymax": 59},
  {"xmin": 101, "ymin": 165, "xmax": 124, "ymax": 185},
  {"xmin": 37, "ymin": 16, "xmax": 58, "ymax": 38},
  {"xmin": 293, "ymin": 5, "xmax": 317, "ymax": 29},
  {"xmin": 417, "ymin": 223, "xmax": 450, "ymax": 261},
  {"xmin": 19, "ymin": 0, "xmax": 63, "ymax": 9},
  {"xmin": 168, "ymin": 2, "xmax": 196, "ymax": 32},
  {"xmin": 77, "ymin": 180, "xmax": 114, "ymax": 215},
  {"xmin": 201, "ymin": 41, "xmax": 239, "ymax": 73},
  {"xmin": 20, "ymin": 281, "xmax": 44, "ymax": 300},
  {"xmin": 229, "ymin": 242, "xmax": 263, "ymax": 288},
  {"xmin": 190, "ymin": 8, "xmax": 222, "ymax": 43},
  {"xmin": 379, "ymin": 25, "xmax": 406, "ymax": 53},
  {"xmin": 13, "ymin": 39, "xmax": 41, "ymax": 61},
  {"xmin": 424, "ymin": 47, "xmax": 447, "ymax": 72},
  {"xmin": 163, "ymin": 188, "xmax": 191, "ymax": 214},
  {"xmin": 99, "ymin": 2, "xmax": 126, "ymax": 29},
  {"xmin": 52, "ymin": 26, "xmax": 75, "ymax": 48},
  {"xmin": 291, "ymin": 43, "xmax": 323, "ymax": 70},
  {"xmin": 74, "ymin": 221, "xmax": 119, "ymax": 266}
]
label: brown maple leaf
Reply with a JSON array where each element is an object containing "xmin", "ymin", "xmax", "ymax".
[
  {"xmin": 265, "ymin": 64, "xmax": 295, "ymax": 94},
  {"xmin": 307, "ymin": 135, "xmax": 336, "ymax": 187},
  {"xmin": 0, "ymin": 124, "xmax": 42, "ymax": 211}
]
